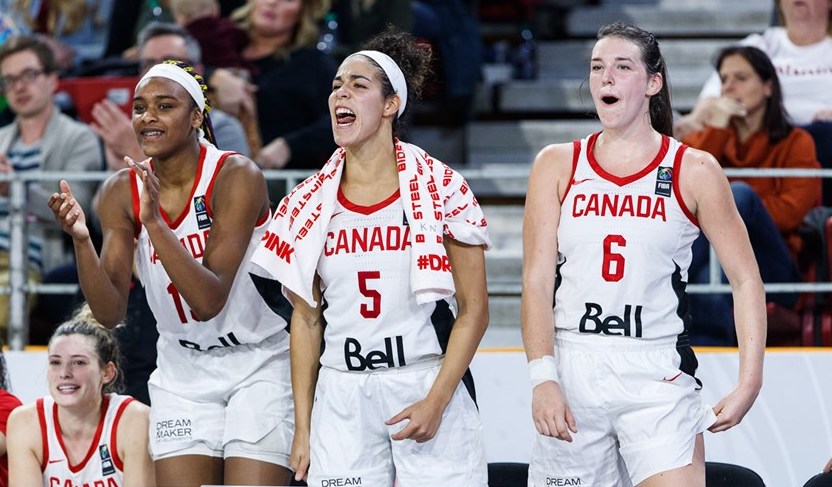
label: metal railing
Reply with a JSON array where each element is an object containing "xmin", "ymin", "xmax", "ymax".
[{"xmin": 4, "ymin": 166, "xmax": 830, "ymax": 349}]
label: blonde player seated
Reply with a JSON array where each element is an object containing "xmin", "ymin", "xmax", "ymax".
[{"xmin": 6, "ymin": 306, "xmax": 155, "ymax": 487}]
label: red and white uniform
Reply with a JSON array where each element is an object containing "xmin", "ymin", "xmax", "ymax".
[
  {"xmin": 529, "ymin": 134, "xmax": 716, "ymax": 487},
  {"xmin": 132, "ymin": 144, "xmax": 293, "ymax": 465},
  {"xmin": 132, "ymin": 143, "xmax": 286, "ymax": 360},
  {"xmin": 555, "ymin": 132, "xmax": 700, "ymax": 341},
  {"xmin": 38, "ymin": 394, "xmax": 133, "ymax": 487},
  {"xmin": 317, "ymin": 190, "xmax": 450, "ymax": 372}
]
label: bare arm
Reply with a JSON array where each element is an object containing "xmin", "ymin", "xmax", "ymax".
[
  {"xmin": 521, "ymin": 143, "xmax": 577, "ymax": 442},
  {"xmin": 134, "ymin": 155, "xmax": 270, "ymax": 320},
  {"xmin": 48, "ymin": 172, "xmax": 136, "ymax": 326},
  {"xmin": 681, "ymin": 148, "xmax": 766, "ymax": 432},
  {"xmin": 287, "ymin": 283, "xmax": 324, "ymax": 483},
  {"xmin": 387, "ymin": 238, "xmax": 488, "ymax": 443},
  {"xmin": 7, "ymin": 405, "xmax": 44, "ymax": 487},
  {"xmin": 118, "ymin": 401, "xmax": 156, "ymax": 487}
]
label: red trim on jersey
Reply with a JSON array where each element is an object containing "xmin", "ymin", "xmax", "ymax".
[
  {"xmin": 672, "ymin": 144, "xmax": 699, "ymax": 226},
  {"xmin": 204, "ymin": 150, "xmax": 233, "ymax": 220},
  {"xmin": 161, "ymin": 144, "xmax": 207, "ymax": 229},
  {"xmin": 587, "ymin": 132, "xmax": 670, "ymax": 186},
  {"xmin": 130, "ymin": 171, "xmax": 142, "ymax": 238},
  {"xmin": 55, "ymin": 395, "xmax": 110, "ymax": 474},
  {"xmin": 37, "ymin": 398, "xmax": 48, "ymax": 472},
  {"xmin": 561, "ymin": 139, "xmax": 582, "ymax": 203},
  {"xmin": 110, "ymin": 397, "xmax": 134, "ymax": 472},
  {"xmin": 337, "ymin": 188, "xmax": 401, "ymax": 215}
]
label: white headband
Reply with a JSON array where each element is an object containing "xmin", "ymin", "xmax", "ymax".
[
  {"xmin": 139, "ymin": 63, "xmax": 205, "ymax": 112},
  {"xmin": 350, "ymin": 50, "xmax": 407, "ymax": 118}
]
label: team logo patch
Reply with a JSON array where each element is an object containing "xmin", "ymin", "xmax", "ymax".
[
  {"xmin": 654, "ymin": 167, "xmax": 672, "ymax": 197},
  {"xmin": 99, "ymin": 444, "xmax": 116, "ymax": 476},
  {"xmin": 193, "ymin": 195, "xmax": 212, "ymax": 229}
]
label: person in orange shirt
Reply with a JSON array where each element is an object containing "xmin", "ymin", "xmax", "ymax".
[{"xmin": 683, "ymin": 45, "xmax": 820, "ymax": 345}]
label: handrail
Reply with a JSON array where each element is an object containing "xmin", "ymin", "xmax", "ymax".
[{"xmin": 4, "ymin": 166, "xmax": 827, "ymax": 349}]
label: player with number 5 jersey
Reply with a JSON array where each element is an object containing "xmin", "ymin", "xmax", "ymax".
[{"xmin": 251, "ymin": 29, "xmax": 491, "ymax": 487}]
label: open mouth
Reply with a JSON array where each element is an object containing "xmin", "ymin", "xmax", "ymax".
[
  {"xmin": 601, "ymin": 95, "xmax": 619, "ymax": 105},
  {"xmin": 335, "ymin": 107, "xmax": 356, "ymax": 125}
]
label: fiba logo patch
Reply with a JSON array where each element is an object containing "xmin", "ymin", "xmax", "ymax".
[
  {"xmin": 654, "ymin": 167, "xmax": 672, "ymax": 197},
  {"xmin": 99, "ymin": 444, "xmax": 116, "ymax": 476},
  {"xmin": 193, "ymin": 195, "xmax": 212, "ymax": 229}
]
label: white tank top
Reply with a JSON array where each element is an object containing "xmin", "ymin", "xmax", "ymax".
[
  {"xmin": 38, "ymin": 394, "xmax": 133, "ymax": 487},
  {"xmin": 133, "ymin": 144, "xmax": 289, "ymax": 355},
  {"xmin": 317, "ymin": 189, "xmax": 453, "ymax": 371},
  {"xmin": 555, "ymin": 133, "xmax": 700, "ymax": 341}
]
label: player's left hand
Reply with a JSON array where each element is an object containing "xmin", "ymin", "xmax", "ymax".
[
  {"xmin": 823, "ymin": 456, "xmax": 832, "ymax": 473},
  {"xmin": 126, "ymin": 157, "xmax": 162, "ymax": 225},
  {"xmin": 386, "ymin": 395, "xmax": 446, "ymax": 443},
  {"xmin": 708, "ymin": 381, "xmax": 761, "ymax": 433}
]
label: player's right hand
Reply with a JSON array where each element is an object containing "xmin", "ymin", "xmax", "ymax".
[
  {"xmin": 531, "ymin": 380, "xmax": 577, "ymax": 442},
  {"xmin": 289, "ymin": 430, "xmax": 311, "ymax": 483},
  {"xmin": 48, "ymin": 180, "xmax": 89, "ymax": 241}
]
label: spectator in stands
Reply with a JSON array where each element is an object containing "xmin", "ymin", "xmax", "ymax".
[
  {"xmin": 0, "ymin": 35, "xmax": 103, "ymax": 340},
  {"xmin": 1, "ymin": 0, "xmax": 115, "ymax": 70},
  {"xmin": 676, "ymin": 0, "xmax": 832, "ymax": 201},
  {"xmin": 0, "ymin": 346, "xmax": 21, "ymax": 487},
  {"xmin": 210, "ymin": 0, "xmax": 337, "ymax": 171},
  {"xmin": 683, "ymin": 46, "xmax": 820, "ymax": 345},
  {"xmin": 327, "ymin": 0, "xmax": 413, "ymax": 63},
  {"xmin": 91, "ymin": 21, "xmax": 250, "ymax": 172},
  {"xmin": 6, "ymin": 305, "xmax": 155, "ymax": 487},
  {"xmin": 522, "ymin": 22, "xmax": 765, "ymax": 486},
  {"xmin": 170, "ymin": 0, "xmax": 250, "ymax": 73}
]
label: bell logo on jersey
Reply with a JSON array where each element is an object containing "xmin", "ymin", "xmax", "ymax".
[
  {"xmin": 344, "ymin": 336, "xmax": 406, "ymax": 371},
  {"xmin": 579, "ymin": 302, "xmax": 643, "ymax": 337},
  {"xmin": 179, "ymin": 331, "xmax": 243, "ymax": 352}
]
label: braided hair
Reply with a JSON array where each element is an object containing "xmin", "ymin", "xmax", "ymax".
[{"xmin": 162, "ymin": 59, "xmax": 218, "ymax": 146}]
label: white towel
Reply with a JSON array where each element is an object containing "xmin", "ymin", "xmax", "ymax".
[{"xmin": 250, "ymin": 140, "xmax": 491, "ymax": 307}]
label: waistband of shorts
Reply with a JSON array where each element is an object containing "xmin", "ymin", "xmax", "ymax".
[
  {"xmin": 555, "ymin": 330, "xmax": 682, "ymax": 352},
  {"xmin": 322, "ymin": 355, "xmax": 445, "ymax": 375}
]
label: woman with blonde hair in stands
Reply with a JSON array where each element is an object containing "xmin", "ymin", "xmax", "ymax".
[
  {"xmin": 6, "ymin": 305, "xmax": 155, "ymax": 487},
  {"xmin": 208, "ymin": 0, "xmax": 338, "ymax": 171}
]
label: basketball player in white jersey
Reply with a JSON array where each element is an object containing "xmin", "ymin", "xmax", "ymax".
[
  {"xmin": 522, "ymin": 23, "xmax": 766, "ymax": 486},
  {"xmin": 47, "ymin": 61, "xmax": 293, "ymax": 487},
  {"xmin": 253, "ymin": 29, "xmax": 490, "ymax": 487},
  {"xmin": 6, "ymin": 306, "xmax": 155, "ymax": 487}
]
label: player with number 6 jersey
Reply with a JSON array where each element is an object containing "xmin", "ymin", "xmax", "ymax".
[
  {"xmin": 521, "ymin": 23, "xmax": 766, "ymax": 486},
  {"xmin": 555, "ymin": 133, "xmax": 699, "ymax": 340}
]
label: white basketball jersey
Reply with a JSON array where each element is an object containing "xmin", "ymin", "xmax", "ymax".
[
  {"xmin": 555, "ymin": 133, "xmax": 700, "ymax": 341},
  {"xmin": 38, "ymin": 394, "xmax": 133, "ymax": 487},
  {"xmin": 133, "ymin": 144, "xmax": 288, "ymax": 355},
  {"xmin": 317, "ymin": 190, "xmax": 454, "ymax": 372}
]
